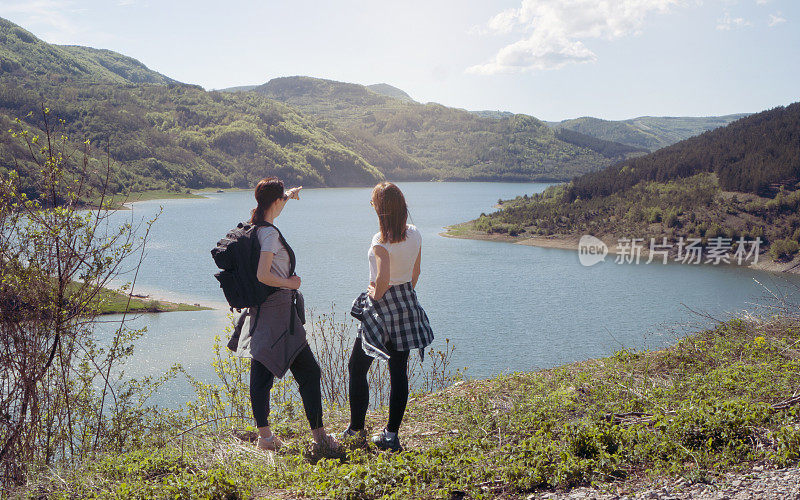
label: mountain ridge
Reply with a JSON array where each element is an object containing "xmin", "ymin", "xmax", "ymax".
[
  {"xmin": 367, "ymin": 83, "xmax": 414, "ymax": 102},
  {"xmin": 0, "ymin": 18, "xmax": 177, "ymax": 85},
  {"xmin": 255, "ymin": 75, "xmax": 645, "ymax": 182},
  {"xmin": 547, "ymin": 114, "xmax": 750, "ymax": 151}
]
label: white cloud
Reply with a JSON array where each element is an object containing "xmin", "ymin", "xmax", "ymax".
[
  {"xmin": 487, "ymin": 8, "xmax": 520, "ymax": 35},
  {"xmin": 756, "ymin": 0, "xmax": 769, "ymax": 5},
  {"xmin": 768, "ymin": 12, "xmax": 786, "ymax": 26},
  {"xmin": 716, "ymin": 11, "xmax": 751, "ymax": 30},
  {"xmin": 468, "ymin": 35, "xmax": 597, "ymax": 74},
  {"xmin": 1, "ymin": 0, "xmax": 80, "ymax": 43},
  {"xmin": 467, "ymin": 0, "xmax": 680, "ymax": 75}
]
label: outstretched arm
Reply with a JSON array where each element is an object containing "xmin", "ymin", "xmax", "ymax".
[{"xmin": 285, "ymin": 186, "xmax": 302, "ymax": 200}]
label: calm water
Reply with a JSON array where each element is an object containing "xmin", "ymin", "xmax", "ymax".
[{"xmin": 100, "ymin": 182, "xmax": 800, "ymax": 404}]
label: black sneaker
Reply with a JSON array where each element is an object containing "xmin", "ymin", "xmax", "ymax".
[{"xmin": 371, "ymin": 429, "xmax": 403, "ymax": 452}]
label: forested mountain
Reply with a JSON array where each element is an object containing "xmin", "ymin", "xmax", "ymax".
[
  {"xmin": 470, "ymin": 110, "xmax": 514, "ymax": 119},
  {"xmin": 218, "ymin": 85, "xmax": 259, "ymax": 93},
  {"xmin": 467, "ymin": 103, "xmax": 800, "ymax": 263},
  {"xmin": 255, "ymin": 76, "xmax": 645, "ymax": 182},
  {"xmin": 0, "ymin": 18, "xmax": 176, "ymax": 84},
  {"xmin": 554, "ymin": 128, "xmax": 647, "ymax": 159},
  {"xmin": 0, "ymin": 18, "xmax": 386, "ymax": 199},
  {"xmin": 0, "ymin": 80, "xmax": 384, "ymax": 197},
  {"xmin": 367, "ymin": 83, "xmax": 414, "ymax": 102},
  {"xmin": 548, "ymin": 114, "xmax": 749, "ymax": 151},
  {"xmin": 568, "ymin": 105, "xmax": 800, "ymax": 199}
]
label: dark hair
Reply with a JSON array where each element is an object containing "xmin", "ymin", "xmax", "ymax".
[
  {"xmin": 371, "ymin": 182, "xmax": 408, "ymax": 244},
  {"xmin": 250, "ymin": 177, "xmax": 285, "ymax": 224}
]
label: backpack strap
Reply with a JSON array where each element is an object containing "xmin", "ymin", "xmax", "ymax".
[
  {"xmin": 252, "ymin": 221, "xmax": 299, "ymax": 335},
  {"xmin": 253, "ymin": 221, "xmax": 296, "ymax": 276}
]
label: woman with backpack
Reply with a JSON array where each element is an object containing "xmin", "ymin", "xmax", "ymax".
[
  {"xmin": 238, "ymin": 177, "xmax": 339, "ymax": 454},
  {"xmin": 343, "ymin": 182, "xmax": 434, "ymax": 452}
]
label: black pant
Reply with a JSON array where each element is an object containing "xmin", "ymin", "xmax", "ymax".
[
  {"xmin": 250, "ymin": 344, "xmax": 323, "ymax": 429},
  {"xmin": 348, "ymin": 337, "xmax": 410, "ymax": 433}
]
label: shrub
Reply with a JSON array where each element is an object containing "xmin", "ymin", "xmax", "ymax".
[
  {"xmin": 664, "ymin": 208, "xmax": 679, "ymax": 228},
  {"xmin": 770, "ymin": 239, "xmax": 800, "ymax": 262},
  {"xmin": 706, "ymin": 223, "xmax": 724, "ymax": 239},
  {"xmin": 1, "ymin": 111, "xmax": 162, "ymax": 485},
  {"xmin": 645, "ymin": 206, "xmax": 662, "ymax": 223}
]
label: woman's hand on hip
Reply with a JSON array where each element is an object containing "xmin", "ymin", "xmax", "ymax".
[{"xmin": 286, "ymin": 275, "xmax": 301, "ymax": 290}]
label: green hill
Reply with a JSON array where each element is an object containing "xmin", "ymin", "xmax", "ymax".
[
  {"xmin": 0, "ymin": 79, "xmax": 384, "ymax": 197},
  {"xmin": 569, "ymin": 105, "xmax": 799, "ymax": 198},
  {"xmin": 255, "ymin": 76, "xmax": 645, "ymax": 182},
  {"xmin": 0, "ymin": 18, "xmax": 385, "ymax": 199},
  {"xmin": 0, "ymin": 18, "xmax": 176, "ymax": 84},
  {"xmin": 218, "ymin": 85, "xmax": 259, "ymax": 93},
  {"xmin": 470, "ymin": 110, "xmax": 514, "ymax": 119},
  {"xmin": 367, "ymin": 83, "xmax": 414, "ymax": 102},
  {"xmin": 548, "ymin": 114, "xmax": 750, "ymax": 151},
  {"xmin": 456, "ymin": 103, "xmax": 800, "ymax": 266}
]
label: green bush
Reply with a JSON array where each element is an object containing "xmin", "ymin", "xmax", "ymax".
[
  {"xmin": 645, "ymin": 206, "xmax": 662, "ymax": 223},
  {"xmin": 770, "ymin": 239, "xmax": 800, "ymax": 262}
]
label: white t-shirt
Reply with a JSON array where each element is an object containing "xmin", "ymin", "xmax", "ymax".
[{"xmin": 368, "ymin": 224, "xmax": 421, "ymax": 285}]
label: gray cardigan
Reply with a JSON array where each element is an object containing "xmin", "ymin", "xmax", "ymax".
[{"xmin": 228, "ymin": 289, "xmax": 307, "ymax": 378}]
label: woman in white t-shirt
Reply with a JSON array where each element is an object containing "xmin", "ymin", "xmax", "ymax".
[{"xmin": 343, "ymin": 182, "xmax": 434, "ymax": 452}]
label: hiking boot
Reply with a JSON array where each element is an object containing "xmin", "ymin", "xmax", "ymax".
[
  {"xmin": 311, "ymin": 433, "xmax": 343, "ymax": 459},
  {"xmin": 256, "ymin": 434, "xmax": 283, "ymax": 452},
  {"xmin": 339, "ymin": 427, "xmax": 369, "ymax": 448},
  {"xmin": 371, "ymin": 429, "xmax": 403, "ymax": 452}
]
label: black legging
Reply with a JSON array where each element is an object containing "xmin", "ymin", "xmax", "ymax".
[
  {"xmin": 348, "ymin": 337, "xmax": 410, "ymax": 433},
  {"xmin": 250, "ymin": 344, "xmax": 323, "ymax": 429}
]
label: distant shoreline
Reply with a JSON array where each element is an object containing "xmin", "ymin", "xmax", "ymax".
[
  {"xmin": 96, "ymin": 287, "xmax": 213, "ymax": 315},
  {"xmin": 441, "ymin": 224, "xmax": 800, "ymax": 275}
]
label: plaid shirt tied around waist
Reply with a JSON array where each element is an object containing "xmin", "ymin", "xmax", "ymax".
[{"xmin": 350, "ymin": 281, "xmax": 434, "ymax": 361}]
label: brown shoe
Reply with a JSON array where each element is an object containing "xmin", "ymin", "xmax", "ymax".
[
  {"xmin": 311, "ymin": 433, "xmax": 343, "ymax": 459},
  {"xmin": 256, "ymin": 434, "xmax": 283, "ymax": 452}
]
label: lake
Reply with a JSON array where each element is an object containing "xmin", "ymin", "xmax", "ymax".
[{"xmin": 100, "ymin": 182, "xmax": 800, "ymax": 405}]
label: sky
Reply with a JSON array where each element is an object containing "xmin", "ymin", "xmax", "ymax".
[{"xmin": 1, "ymin": 0, "xmax": 797, "ymax": 121}]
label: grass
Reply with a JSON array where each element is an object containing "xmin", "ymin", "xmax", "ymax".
[
  {"xmin": 93, "ymin": 287, "xmax": 210, "ymax": 315},
  {"xmin": 121, "ymin": 190, "xmax": 206, "ymax": 203},
  {"xmin": 14, "ymin": 313, "xmax": 800, "ymax": 498},
  {"xmin": 85, "ymin": 189, "xmax": 207, "ymax": 209},
  {"xmin": 191, "ymin": 187, "xmax": 249, "ymax": 194},
  {"xmin": 68, "ymin": 282, "xmax": 210, "ymax": 315}
]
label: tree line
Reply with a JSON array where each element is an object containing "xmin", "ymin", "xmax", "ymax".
[{"xmin": 567, "ymin": 103, "xmax": 800, "ymax": 201}]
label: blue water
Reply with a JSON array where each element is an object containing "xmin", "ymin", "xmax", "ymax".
[{"xmin": 98, "ymin": 182, "xmax": 800, "ymax": 404}]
